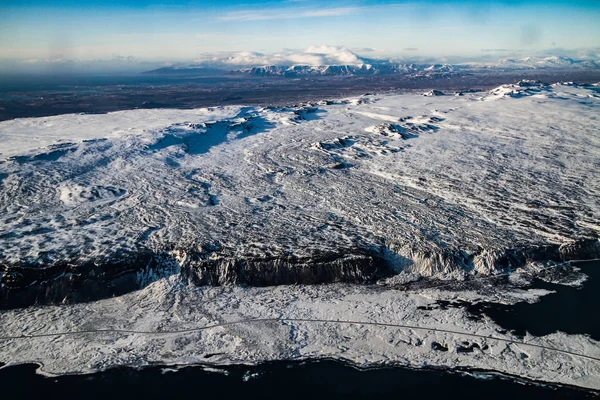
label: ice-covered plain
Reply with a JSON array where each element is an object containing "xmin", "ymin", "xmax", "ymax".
[{"xmin": 0, "ymin": 81, "xmax": 599, "ymax": 390}]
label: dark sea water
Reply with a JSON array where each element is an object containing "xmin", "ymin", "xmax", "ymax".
[
  {"xmin": 474, "ymin": 260, "xmax": 600, "ymax": 340},
  {"xmin": 0, "ymin": 360, "xmax": 596, "ymax": 400}
]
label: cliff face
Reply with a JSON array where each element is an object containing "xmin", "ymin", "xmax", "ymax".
[
  {"xmin": 2, "ymin": 237, "xmax": 598, "ymax": 309},
  {"xmin": 0, "ymin": 246, "xmax": 391, "ymax": 309},
  {"xmin": 0, "ymin": 249, "xmax": 165, "ymax": 309},
  {"xmin": 182, "ymin": 250, "xmax": 389, "ymax": 286}
]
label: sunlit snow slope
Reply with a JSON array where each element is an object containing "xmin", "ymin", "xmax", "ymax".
[{"xmin": 0, "ymin": 81, "xmax": 599, "ymax": 307}]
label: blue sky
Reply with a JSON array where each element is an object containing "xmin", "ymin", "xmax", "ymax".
[{"xmin": 1, "ymin": 0, "xmax": 599, "ymax": 68}]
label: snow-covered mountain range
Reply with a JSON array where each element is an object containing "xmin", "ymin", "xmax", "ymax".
[
  {"xmin": 144, "ymin": 46, "xmax": 600, "ymax": 77},
  {"xmin": 496, "ymin": 55, "xmax": 600, "ymax": 69},
  {"xmin": 228, "ymin": 63, "xmax": 449, "ymax": 77}
]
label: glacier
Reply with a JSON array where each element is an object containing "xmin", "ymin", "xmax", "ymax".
[{"xmin": 0, "ymin": 80, "xmax": 599, "ymax": 390}]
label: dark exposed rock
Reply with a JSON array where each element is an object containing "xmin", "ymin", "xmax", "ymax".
[
  {"xmin": 559, "ymin": 238, "xmax": 600, "ymax": 260},
  {"xmin": 0, "ymin": 246, "xmax": 391, "ymax": 309},
  {"xmin": 456, "ymin": 342, "xmax": 481, "ymax": 353},
  {"xmin": 431, "ymin": 341, "xmax": 448, "ymax": 351},
  {"xmin": 1, "ymin": 238, "xmax": 597, "ymax": 310},
  {"xmin": 423, "ymin": 90, "xmax": 446, "ymax": 96},
  {"xmin": 181, "ymin": 249, "xmax": 390, "ymax": 286},
  {"xmin": 0, "ymin": 249, "xmax": 173, "ymax": 310}
]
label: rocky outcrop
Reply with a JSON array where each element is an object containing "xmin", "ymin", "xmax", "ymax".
[
  {"xmin": 181, "ymin": 249, "xmax": 390, "ymax": 286},
  {"xmin": 387, "ymin": 238, "xmax": 600, "ymax": 277},
  {"xmin": 0, "ymin": 249, "xmax": 177, "ymax": 310},
  {"xmin": 1, "ymin": 238, "xmax": 598, "ymax": 309},
  {"xmin": 0, "ymin": 246, "xmax": 391, "ymax": 309},
  {"xmin": 559, "ymin": 238, "xmax": 600, "ymax": 260},
  {"xmin": 423, "ymin": 90, "xmax": 446, "ymax": 96}
]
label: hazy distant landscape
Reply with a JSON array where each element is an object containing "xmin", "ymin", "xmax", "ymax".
[{"xmin": 2, "ymin": 68, "xmax": 600, "ymax": 121}]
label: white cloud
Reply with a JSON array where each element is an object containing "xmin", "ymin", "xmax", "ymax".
[
  {"xmin": 195, "ymin": 45, "xmax": 368, "ymax": 67},
  {"xmin": 218, "ymin": 6, "xmax": 360, "ymax": 21}
]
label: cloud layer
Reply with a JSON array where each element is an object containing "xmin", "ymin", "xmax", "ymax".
[
  {"xmin": 218, "ymin": 6, "xmax": 361, "ymax": 21},
  {"xmin": 3, "ymin": 44, "xmax": 599, "ymax": 75},
  {"xmin": 195, "ymin": 46, "xmax": 369, "ymax": 67}
]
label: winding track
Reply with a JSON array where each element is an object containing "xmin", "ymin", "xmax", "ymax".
[
  {"xmin": 1, "ymin": 259, "xmax": 599, "ymax": 363},
  {"xmin": 0, "ymin": 317, "xmax": 598, "ymax": 364}
]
